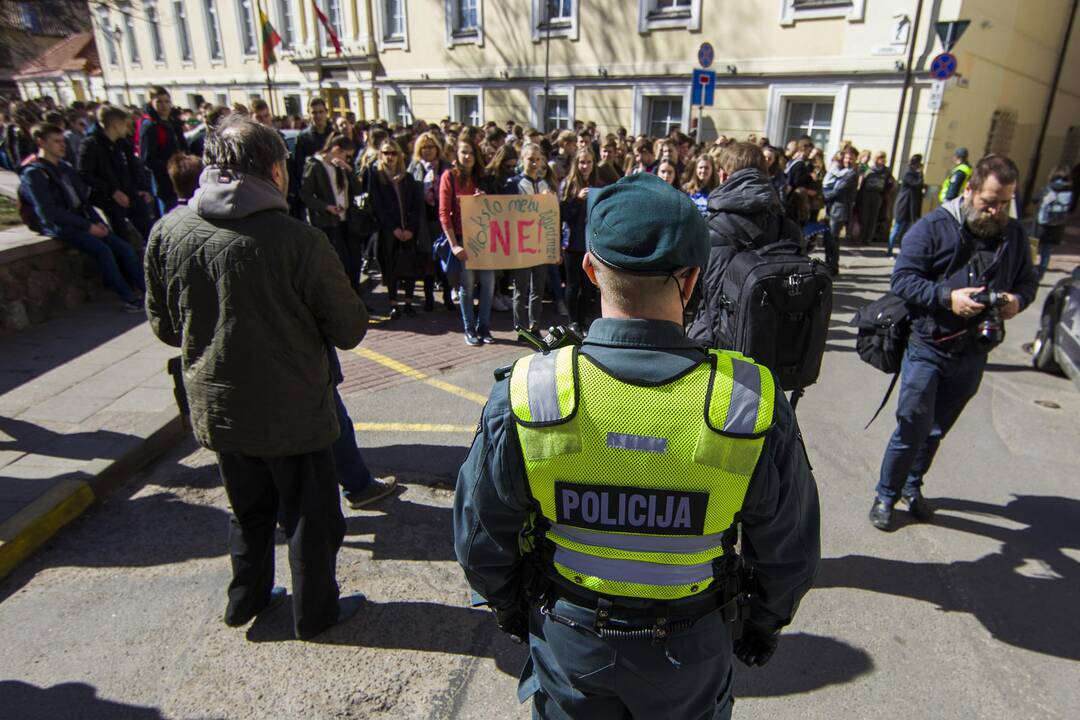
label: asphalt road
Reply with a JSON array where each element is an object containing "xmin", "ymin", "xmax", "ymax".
[{"xmin": 1, "ymin": 246, "xmax": 1078, "ymax": 719}]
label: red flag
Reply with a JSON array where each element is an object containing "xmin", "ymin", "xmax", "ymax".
[{"xmin": 312, "ymin": 1, "xmax": 343, "ymax": 56}]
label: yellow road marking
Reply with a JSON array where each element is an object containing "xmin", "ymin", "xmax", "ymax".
[
  {"xmin": 351, "ymin": 347, "xmax": 488, "ymax": 405},
  {"xmin": 353, "ymin": 422, "xmax": 476, "ymax": 433}
]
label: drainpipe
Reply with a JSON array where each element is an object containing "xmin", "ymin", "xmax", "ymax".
[
  {"xmin": 889, "ymin": 0, "xmax": 924, "ymax": 175},
  {"xmin": 1023, "ymin": 0, "xmax": 1078, "ymax": 206}
]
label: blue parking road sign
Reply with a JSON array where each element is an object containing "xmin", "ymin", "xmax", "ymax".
[
  {"xmin": 930, "ymin": 52, "xmax": 958, "ymax": 80},
  {"xmin": 691, "ymin": 69, "xmax": 716, "ymax": 107}
]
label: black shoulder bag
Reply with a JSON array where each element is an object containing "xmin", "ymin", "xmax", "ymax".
[{"xmin": 851, "ymin": 292, "xmax": 910, "ymax": 427}]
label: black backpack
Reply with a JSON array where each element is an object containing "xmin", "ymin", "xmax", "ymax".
[
  {"xmin": 851, "ymin": 292, "xmax": 910, "ymax": 426},
  {"xmin": 710, "ymin": 243, "xmax": 833, "ymax": 398}
]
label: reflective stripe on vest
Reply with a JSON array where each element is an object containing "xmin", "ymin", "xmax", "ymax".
[{"xmin": 510, "ymin": 347, "xmax": 775, "ymax": 601}]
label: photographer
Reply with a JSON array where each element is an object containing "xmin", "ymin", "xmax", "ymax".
[{"xmin": 870, "ymin": 155, "xmax": 1038, "ymax": 531}]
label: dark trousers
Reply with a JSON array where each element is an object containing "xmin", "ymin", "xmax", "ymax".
[
  {"xmin": 217, "ymin": 448, "xmax": 346, "ymax": 639},
  {"xmin": 104, "ymin": 199, "xmax": 154, "ymax": 242},
  {"xmin": 876, "ymin": 341, "xmax": 987, "ymax": 502},
  {"xmin": 523, "ymin": 600, "xmax": 734, "ymax": 720},
  {"xmin": 60, "ymin": 230, "xmax": 145, "ymax": 303},
  {"xmin": 826, "ymin": 218, "xmax": 844, "ymax": 270},
  {"xmin": 563, "ymin": 250, "xmax": 591, "ymax": 326},
  {"xmin": 323, "ymin": 224, "xmax": 363, "ymax": 293}
]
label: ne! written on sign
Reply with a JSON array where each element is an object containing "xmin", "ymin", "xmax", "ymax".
[{"xmin": 460, "ymin": 194, "xmax": 561, "ymax": 270}]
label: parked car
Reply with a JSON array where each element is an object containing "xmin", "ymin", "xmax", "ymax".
[{"xmin": 1031, "ymin": 265, "xmax": 1080, "ymax": 391}]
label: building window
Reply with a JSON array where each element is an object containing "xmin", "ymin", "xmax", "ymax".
[
  {"xmin": 783, "ymin": 100, "xmax": 834, "ymax": 149},
  {"xmin": 203, "ymin": 0, "xmax": 223, "ymax": 61},
  {"xmin": 387, "ymin": 95, "xmax": 412, "ymax": 125},
  {"xmin": 327, "ymin": 0, "xmax": 345, "ymax": 38},
  {"xmin": 386, "ymin": 0, "xmax": 405, "ymax": 38},
  {"xmin": 445, "ymin": 0, "xmax": 482, "ymax": 45},
  {"xmin": 647, "ymin": 97, "xmax": 683, "ymax": 137},
  {"xmin": 780, "ymin": 0, "xmax": 864, "ymax": 25},
  {"xmin": 454, "ymin": 94, "xmax": 480, "ymax": 125},
  {"xmin": 188, "ymin": 93, "xmax": 205, "ymax": 109},
  {"xmin": 276, "ymin": 0, "xmax": 296, "ymax": 50},
  {"xmin": 546, "ymin": 96, "xmax": 571, "ymax": 130},
  {"xmin": 376, "ymin": 0, "xmax": 408, "ymax": 49},
  {"xmin": 173, "ymin": 1, "xmax": 192, "ymax": 61},
  {"xmin": 97, "ymin": 8, "xmax": 118, "ymax": 65},
  {"xmin": 216, "ymin": 93, "xmax": 228, "ymax": 106},
  {"xmin": 124, "ymin": 14, "xmax": 140, "ymax": 64},
  {"xmin": 238, "ymin": 0, "xmax": 258, "ymax": 56},
  {"xmin": 531, "ymin": 0, "xmax": 577, "ymax": 41},
  {"xmin": 146, "ymin": 3, "xmax": 165, "ymax": 62},
  {"xmin": 638, "ymin": 0, "xmax": 700, "ymax": 32}
]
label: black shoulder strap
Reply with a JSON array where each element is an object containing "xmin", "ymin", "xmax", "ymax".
[{"xmin": 864, "ymin": 371, "xmax": 900, "ymax": 430}]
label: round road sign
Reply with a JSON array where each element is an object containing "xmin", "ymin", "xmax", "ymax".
[
  {"xmin": 930, "ymin": 52, "xmax": 958, "ymax": 80},
  {"xmin": 698, "ymin": 42, "xmax": 714, "ymax": 69}
]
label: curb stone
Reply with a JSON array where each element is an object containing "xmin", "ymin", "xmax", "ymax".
[{"xmin": 0, "ymin": 408, "xmax": 187, "ymax": 581}]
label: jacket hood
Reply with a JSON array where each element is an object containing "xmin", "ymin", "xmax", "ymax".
[
  {"xmin": 706, "ymin": 167, "xmax": 780, "ymax": 215},
  {"xmin": 942, "ymin": 196, "xmax": 964, "ymax": 226},
  {"xmin": 193, "ymin": 166, "xmax": 288, "ymax": 220}
]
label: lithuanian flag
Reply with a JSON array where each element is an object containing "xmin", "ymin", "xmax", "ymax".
[{"xmin": 258, "ymin": 0, "xmax": 282, "ymax": 71}]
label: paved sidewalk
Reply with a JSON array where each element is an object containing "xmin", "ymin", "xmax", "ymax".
[{"xmin": 0, "ymin": 301, "xmax": 185, "ymax": 579}]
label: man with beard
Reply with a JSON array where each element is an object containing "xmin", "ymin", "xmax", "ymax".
[{"xmin": 870, "ymin": 155, "xmax": 1038, "ymax": 531}]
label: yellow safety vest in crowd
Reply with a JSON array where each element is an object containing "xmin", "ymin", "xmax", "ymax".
[
  {"xmin": 938, "ymin": 162, "xmax": 973, "ymax": 202},
  {"xmin": 509, "ymin": 346, "xmax": 775, "ymax": 602}
]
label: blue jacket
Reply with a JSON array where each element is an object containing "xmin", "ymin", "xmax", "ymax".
[
  {"xmin": 557, "ymin": 180, "xmax": 588, "ymax": 252},
  {"xmin": 21, "ymin": 157, "xmax": 103, "ymax": 238},
  {"xmin": 891, "ymin": 198, "xmax": 1038, "ymax": 354}
]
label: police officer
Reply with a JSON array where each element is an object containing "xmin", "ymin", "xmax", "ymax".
[
  {"xmin": 454, "ymin": 172, "xmax": 821, "ymax": 719},
  {"xmin": 938, "ymin": 147, "xmax": 973, "ymax": 204}
]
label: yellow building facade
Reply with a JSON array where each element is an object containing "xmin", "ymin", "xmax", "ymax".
[{"xmin": 89, "ymin": 0, "xmax": 1078, "ymax": 198}]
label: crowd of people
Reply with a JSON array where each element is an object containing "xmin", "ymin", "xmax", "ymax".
[{"xmin": 4, "ymin": 90, "xmax": 1076, "ymax": 339}]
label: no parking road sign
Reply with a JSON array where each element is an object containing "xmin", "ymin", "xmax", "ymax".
[
  {"xmin": 930, "ymin": 52, "xmax": 958, "ymax": 80},
  {"xmin": 691, "ymin": 69, "xmax": 716, "ymax": 107}
]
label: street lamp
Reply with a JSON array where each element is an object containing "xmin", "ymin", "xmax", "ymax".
[{"xmin": 112, "ymin": 24, "xmax": 131, "ymax": 105}]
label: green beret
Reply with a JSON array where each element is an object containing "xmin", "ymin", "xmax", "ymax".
[{"xmin": 586, "ymin": 172, "xmax": 709, "ymax": 275}]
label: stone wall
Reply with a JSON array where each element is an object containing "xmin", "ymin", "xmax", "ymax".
[{"xmin": 0, "ymin": 243, "xmax": 105, "ymax": 334}]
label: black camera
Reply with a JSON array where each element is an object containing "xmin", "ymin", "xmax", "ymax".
[{"xmin": 970, "ymin": 290, "xmax": 1009, "ymax": 347}]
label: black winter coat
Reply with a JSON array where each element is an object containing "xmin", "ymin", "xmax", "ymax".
[
  {"xmin": 893, "ymin": 166, "xmax": 925, "ymax": 224},
  {"xmin": 78, "ymin": 126, "xmax": 147, "ymax": 213},
  {"xmin": 687, "ymin": 168, "xmax": 804, "ymax": 345}
]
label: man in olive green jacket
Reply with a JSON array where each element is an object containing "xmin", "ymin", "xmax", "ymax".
[{"xmin": 145, "ymin": 115, "xmax": 368, "ymax": 639}]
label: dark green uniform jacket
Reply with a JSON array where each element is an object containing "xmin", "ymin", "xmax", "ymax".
[
  {"xmin": 144, "ymin": 167, "xmax": 368, "ymax": 457},
  {"xmin": 454, "ymin": 318, "xmax": 821, "ymax": 631}
]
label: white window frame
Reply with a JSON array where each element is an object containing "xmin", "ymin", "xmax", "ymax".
[
  {"xmin": 145, "ymin": 2, "xmax": 166, "ymax": 64},
  {"xmin": 531, "ymin": 0, "xmax": 578, "ymax": 42},
  {"xmin": 383, "ymin": 89, "xmax": 414, "ymax": 125},
  {"xmin": 638, "ymin": 0, "xmax": 701, "ymax": 33},
  {"xmin": 632, "ymin": 82, "xmax": 691, "ymax": 137},
  {"xmin": 237, "ymin": 0, "xmax": 259, "ymax": 58},
  {"xmin": 373, "ymin": 0, "xmax": 409, "ymax": 51},
  {"xmin": 173, "ymin": 0, "xmax": 193, "ymax": 63},
  {"xmin": 97, "ymin": 8, "xmax": 118, "ymax": 66},
  {"xmin": 765, "ymin": 83, "xmax": 849, "ymax": 158},
  {"xmin": 445, "ymin": 0, "xmax": 483, "ymax": 47},
  {"xmin": 528, "ymin": 85, "xmax": 576, "ymax": 131},
  {"xmin": 124, "ymin": 13, "xmax": 141, "ymax": 65},
  {"xmin": 448, "ymin": 86, "xmax": 484, "ymax": 125},
  {"xmin": 274, "ymin": 0, "xmax": 297, "ymax": 52},
  {"xmin": 202, "ymin": 0, "xmax": 224, "ymax": 62},
  {"xmin": 778, "ymin": 0, "xmax": 865, "ymax": 26}
]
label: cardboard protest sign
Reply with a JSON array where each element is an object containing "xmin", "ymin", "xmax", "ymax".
[{"xmin": 460, "ymin": 194, "xmax": 561, "ymax": 270}]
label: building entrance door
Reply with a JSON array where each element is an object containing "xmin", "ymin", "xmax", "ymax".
[{"xmin": 325, "ymin": 89, "xmax": 350, "ymax": 117}]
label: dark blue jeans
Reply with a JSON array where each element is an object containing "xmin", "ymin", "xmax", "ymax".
[
  {"xmin": 60, "ymin": 230, "xmax": 145, "ymax": 303},
  {"xmin": 333, "ymin": 388, "xmax": 373, "ymax": 497},
  {"xmin": 876, "ymin": 341, "xmax": 987, "ymax": 502}
]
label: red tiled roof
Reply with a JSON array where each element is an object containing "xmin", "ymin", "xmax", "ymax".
[{"xmin": 14, "ymin": 32, "xmax": 100, "ymax": 80}]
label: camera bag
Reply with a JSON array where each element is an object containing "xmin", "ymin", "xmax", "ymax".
[{"xmin": 851, "ymin": 292, "xmax": 910, "ymax": 427}]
